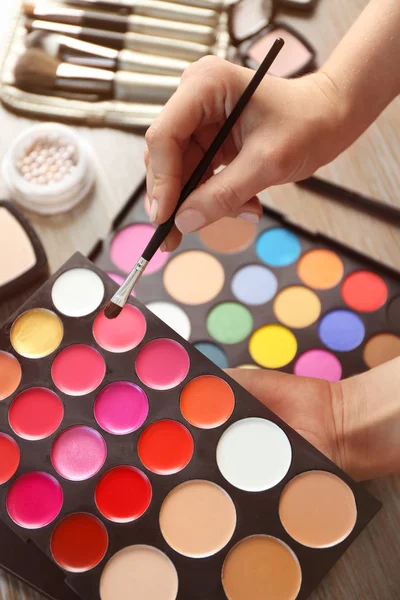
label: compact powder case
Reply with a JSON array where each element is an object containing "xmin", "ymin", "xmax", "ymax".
[
  {"xmin": 279, "ymin": 0, "xmax": 318, "ymax": 11},
  {"xmin": 0, "ymin": 201, "xmax": 48, "ymax": 300},
  {"xmin": 0, "ymin": 253, "xmax": 380, "ymax": 600},
  {"xmin": 228, "ymin": 0, "xmax": 277, "ymax": 46},
  {"xmin": 240, "ymin": 22, "xmax": 317, "ymax": 77},
  {"xmin": 91, "ymin": 180, "xmax": 400, "ymax": 379}
]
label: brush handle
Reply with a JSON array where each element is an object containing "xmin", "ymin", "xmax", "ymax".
[
  {"xmin": 142, "ymin": 38, "xmax": 285, "ymax": 262},
  {"xmin": 114, "ymin": 71, "xmax": 180, "ymax": 103}
]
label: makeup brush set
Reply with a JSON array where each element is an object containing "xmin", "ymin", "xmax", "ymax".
[{"xmin": 0, "ymin": 0, "xmax": 318, "ymax": 129}]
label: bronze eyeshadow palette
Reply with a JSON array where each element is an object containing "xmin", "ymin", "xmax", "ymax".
[
  {"xmin": 90, "ymin": 180, "xmax": 400, "ymax": 382},
  {"xmin": 0, "ymin": 253, "xmax": 381, "ymax": 600}
]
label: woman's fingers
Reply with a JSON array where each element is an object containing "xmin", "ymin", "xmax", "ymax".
[
  {"xmin": 145, "ymin": 56, "xmax": 235, "ymax": 226},
  {"xmin": 174, "ymin": 148, "xmax": 265, "ymax": 233}
]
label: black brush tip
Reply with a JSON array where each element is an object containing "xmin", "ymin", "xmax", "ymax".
[{"xmin": 104, "ymin": 301, "xmax": 122, "ymax": 320}]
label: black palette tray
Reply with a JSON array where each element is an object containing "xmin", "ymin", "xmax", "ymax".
[{"xmin": 0, "ymin": 253, "xmax": 381, "ymax": 600}]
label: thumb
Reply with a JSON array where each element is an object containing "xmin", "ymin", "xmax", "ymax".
[{"xmin": 225, "ymin": 367, "xmax": 338, "ymax": 466}]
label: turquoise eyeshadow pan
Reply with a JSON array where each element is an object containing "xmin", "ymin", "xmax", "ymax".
[
  {"xmin": 194, "ymin": 342, "xmax": 228, "ymax": 369},
  {"xmin": 256, "ymin": 228, "xmax": 301, "ymax": 267}
]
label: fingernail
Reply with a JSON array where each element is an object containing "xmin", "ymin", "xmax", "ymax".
[
  {"xmin": 238, "ymin": 212, "xmax": 260, "ymax": 224},
  {"xmin": 149, "ymin": 199, "xmax": 158, "ymax": 223},
  {"xmin": 175, "ymin": 209, "xmax": 206, "ymax": 234},
  {"xmin": 160, "ymin": 242, "xmax": 167, "ymax": 252}
]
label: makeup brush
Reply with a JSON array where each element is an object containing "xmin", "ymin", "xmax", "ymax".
[
  {"xmin": 24, "ymin": 1, "xmax": 219, "ymax": 27},
  {"xmin": 23, "ymin": 4, "xmax": 217, "ymax": 45},
  {"xmin": 297, "ymin": 176, "xmax": 400, "ymax": 226},
  {"xmin": 27, "ymin": 32, "xmax": 191, "ymax": 76},
  {"xmin": 60, "ymin": 0, "xmax": 224, "ymax": 12},
  {"xmin": 14, "ymin": 49, "xmax": 180, "ymax": 103},
  {"xmin": 104, "ymin": 38, "xmax": 285, "ymax": 319},
  {"xmin": 26, "ymin": 20, "xmax": 211, "ymax": 61}
]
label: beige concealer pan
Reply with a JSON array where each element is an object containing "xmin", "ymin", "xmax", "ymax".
[{"xmin": 279, "ymin": 471, "xmax": 357, "ymax": 548}]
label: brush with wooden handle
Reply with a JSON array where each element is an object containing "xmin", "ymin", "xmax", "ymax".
[
  {"xmin": 27, "ymin": 31, "xmax": 191, "ymax": 76},
  {"xmin": 26, "ymin": 19, "xmax": 212, "ymax": 61},
  {"xmin": 14, "ymin": 49, "xmax": 180, "ymax": 103},
  {"xmin": 23, "ymin": 3, "xmax": 217, "ymax": 45},
  {"xmin": 24, "ymin": 1, "xmax": 219, "ymax": 28}
]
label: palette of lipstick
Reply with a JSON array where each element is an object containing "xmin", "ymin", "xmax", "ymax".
[{"xmin": 0, "ymin": 253, "xmax": 380, "ymax": 600}]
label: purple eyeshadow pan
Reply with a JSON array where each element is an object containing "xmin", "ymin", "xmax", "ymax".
[{"xmin": 318, "ymin": 310, "xmax": 366, "ymax": 352}]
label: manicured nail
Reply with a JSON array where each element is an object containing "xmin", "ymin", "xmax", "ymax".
[
  {"xmin": 238, "ymin": 212, "xmax": 260, "ymax": 223},
  {"xmin": 175, "ymin": 209, "xmax": 206, "ymax": 234},
  {"xmin": 160, "ymin": 242, "xmax": 167, "ymax": 252},
  {"xmin": 149, "ymin": 199, "xmax": 158, "ymax": 223}
]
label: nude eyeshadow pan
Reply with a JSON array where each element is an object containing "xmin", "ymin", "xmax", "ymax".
[
  {"xmin": 0, "ymin": 253, "xmax": 380, "ymax": 600},
  {"xmin": 91, "ymin": 180, "xmax": 400, "ymax": 380}
]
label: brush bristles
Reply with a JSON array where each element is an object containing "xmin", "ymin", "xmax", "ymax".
[
  {"xmin": 104, "ymin": 301, "xmax": 123, "ymax": 320},
  {"xmin": 14, "ymin": 48, "xmax": 59, "ymax": 91}
]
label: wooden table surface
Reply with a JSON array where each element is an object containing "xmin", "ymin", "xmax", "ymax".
[{"xmin": 1, "ymin": 0, "xmax": 400, "ymax": 598}]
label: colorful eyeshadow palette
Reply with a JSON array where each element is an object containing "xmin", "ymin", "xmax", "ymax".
[
  {"xmin": 0, "ymin": 253, "xmax": 381, "ymax": 600},
  {"xmin": 91, "ymin": 180, "xmax": 400, "ymax": 381}
]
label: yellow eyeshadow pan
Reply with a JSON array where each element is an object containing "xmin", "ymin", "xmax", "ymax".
[
  {"xmin": 249, "ymin": 324, "xmax": 297, "ymax": 368},
  {"xmin": 90, "ymin": 180, "xmax": 400, "ymax": 382},
  {"xmin": 0, "ymin": 254, "xmax": 381, "ymax": 600},
  {"xmin": 273, "ymin": 286, "xmax": 321, "ymax": 329},
  {"xmin": 10, "ymin": 308, "xmax": 63, "ymax": 359}
]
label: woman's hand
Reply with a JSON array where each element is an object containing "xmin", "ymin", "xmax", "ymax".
[
  {"xmin": 227, "ymin": 357, "xmax": 400, "ymax": 482},
  {"xmin": 145, "ymin": 0, "xmax": 400, "ymax": 253},
  {"xmin": 144, "ymin": 58, "xmax": 343, "ymax": 252}
]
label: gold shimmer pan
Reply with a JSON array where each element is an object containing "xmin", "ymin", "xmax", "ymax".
[
  {"xmin": 0, "ymin": 253, "xmax": 380, "ymax": 600},
  {"xmin": 90, "ymin": 180, "xmax": 400, "ymax": 379}
]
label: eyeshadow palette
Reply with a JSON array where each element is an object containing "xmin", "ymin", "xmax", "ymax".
[
  {"xmin": 0, "ymin": 253, "xmax": 381, "ymax": 600},
  {"xmin": 91, "ymin": 180, "xmax": 400, "ymax": 381},
  {"xmin": 0, "ymin": 201, "xmax": 48, "ymax": 301}
]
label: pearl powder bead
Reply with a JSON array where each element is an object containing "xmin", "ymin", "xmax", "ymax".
[{"xmin": 16, "ymin": 132, "xmax": 79, "ymax": 188}]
